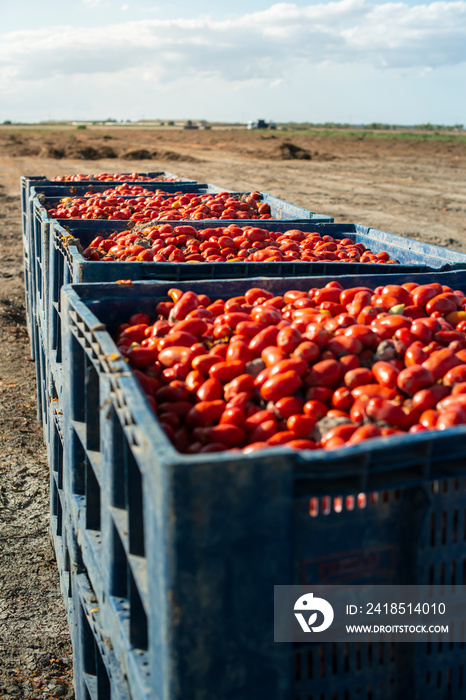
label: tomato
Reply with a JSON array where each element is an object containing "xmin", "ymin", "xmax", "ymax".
[
  {"xmin": 276, "ymin": 326, "xmax": 302, "ymax": 353},
  {"xmin": 186, "ymin": 400, "xmax": 226, "ymax": 428},
  {"xmin": 347, "ymin": 424, "xmax": 382, "ymax": 444},
  {"xmin": 158, "ymin": 331, "xmax": 198, "ymax": 350},
  {"xmin": 118, "ymin": 323, "xmax": 149, "ymax": 344},
  {"xmin": 419, "ymin": 409, "xmax": 439, "ymax": 429},
  {"xmin": 411, "ymin": 384, "xmax": 450, "ymax": 411},
  {"xmin": 287, "ymin": 439, "xmax": 317, "ymax": 450},
  {"xmin": 340, "ymin": 286, "xmax": 374, "ymax": 306},
  {"xmin": 209, "ymin": 360, "xmax": 246, "ymax": 383},
  {"xmin": 436, "ymin": 408, "xmax": 466, "ymax": 430},
  {"xmin": 405, "ymin": 342, "xmax": 429, "ymax": 367},
  {"xmin": 226, "ymin": 340, "xmax": 254, "ymax": 364},
  {"xmin": 344, "ymin": 367, "xmax": 374, "ymax": 389},
  {"xmin": 196, "ymin": 378, "xmax": 223, "ymax": 402},
  {"xmin": 351, "ymin": 384, "xmax": 400, "ymax": 401},
  {"xmin": 220, "ymin": 407, "xmax": 246, "ymax": 426},
  {"xmin": 224, "ymin": 374, "xmax": 255, "ymax": 399},
  {"xmin": 326, "ymin": 335, "xmax": 362, "ymax": 357},
  {"xmin": 193, "ymin": 424, "xmax": 246, "ymax": 448},
  {"xmin": 346, "ymin": 291, "xmax": 372, "ymax": 317},
  {"xmin": 243, "ymin": 442, "xmax": 270, "ymax": 453},
  {"xmin": 156, "ymin": 346, "xmax": 194, "ymax": 368},
  {"xmin": 341, "ymin": 324, "xmax": 378, "ymax": 348},
  {"xmin": 273, "ymin": 396, "xmax": 305, "ymax": 419},
  {"xmin": 422, "ymin": 348, "xmax": 462, "ymax": 380},
  {"xmin": 267, "ymin": 431, "xmax": 296, "ymax": 445},
  {"xmin": 443, "ymin": 364, "xmax": 466, "ymax": 386},
  {"xmin": 155, "ymin": 381, "xmax": 189, "ymax": 403},
  {"xmin": 260, "ymin": 370, "xmax": 302, "ymax": 402},
  {"xmin": 248, "ymin": 326, "xmax": 280, "ymax": 354},
  {"xmin": 286, "ymin": 414, "xmax": 317, "ymax": 438},
  {"xmin": 425, "ymin": 293, "xmax": 460, "ymax": 315},
  {"xmin": 397, "ymin": 365, "xmax": 435, "ymax": 395},
  {"xmin": 292, "ymin": 341, "xmax": 320, "ymax": 364},
  {"xmin": 321, "ymin": 423, "xmax": 357, "ymax": 446},
  {"xmin": 371, "ymin": 315, "xmax": 411, "ymax": 340},
  {"xmin": 412, "ymin": 283, "xmax": 443, "ymax": 307},
  {"xmin": 261, "ymin": 346, "xmax": 288, "ymax": 368},
  {"xmin": 365, "ymin": 397, "xmax": 413, "ymax": 429},
  {"xmin": 452, "ymin": 382, "xmax": 466, "ymax": 395},
  {"xmin": 328, "ymin": 386, "xmax": 352, "ymax": 411},
  {"xmin": 248, "ymin": 419, "xmax": 279, "ymax": 443},
  {"xmin": 305, "ymin": 359, "xmax": 343, "ymax": 388},
  {"xmin": 372, "ymin": 361, "xmax": 400, "ymax": 389},
  {"xmin": 269, "ymin": 358, "xmax": 307, "ymax": 378},
  {"xmin": 250, "ymin": 305, "xmax": 282, "ymax": 326}
]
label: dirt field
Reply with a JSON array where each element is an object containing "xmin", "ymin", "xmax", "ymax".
[{"xmin": 0, "ymin": 126, "xmax": 465, "ymax": 699}]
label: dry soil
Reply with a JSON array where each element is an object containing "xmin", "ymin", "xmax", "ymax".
[{"xmin": 0, "ymin": 125, "xmax": 465, "ymax": 699}]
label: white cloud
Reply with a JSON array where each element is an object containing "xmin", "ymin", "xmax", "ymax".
[
  {"xmin": 0, "ymin": 0, "xmax": 465, "ymax": 122},
  {"xmin": 1, "ymin": 0, "xmax": 465, "ymax": 92}
]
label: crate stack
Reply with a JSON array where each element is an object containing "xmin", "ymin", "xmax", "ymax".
[{"xmin": 21, "ymin": 170, "xmax": 466, "ymax": 700}]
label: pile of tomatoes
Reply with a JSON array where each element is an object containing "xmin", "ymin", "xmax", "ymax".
[
  {"xmin": 81, "ymin": 184, "xmax": 170, "ymax": 197},
  {"xmin": 46, "ymin": 191, "xmax": 271, "ymax": 222},
  {"xmin": 83, "ymin": 224, "xmax": 399, "ymax": 264},
  {"xmin": 51, "ymin": 172, "xmax": 181, "ymax": 182},
  {"xmin": 114, "ymin": 280, "xmax": 466, "ymax": 454}
]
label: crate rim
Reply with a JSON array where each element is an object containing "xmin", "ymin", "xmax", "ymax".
[{"xmin": 62, "ymin": 269, "xmax": 466, "ymax": 484}]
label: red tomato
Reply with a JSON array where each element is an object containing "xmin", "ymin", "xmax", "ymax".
[
  {"xmin": 220, "ymin": 407, "xmax": 246, "ymax": 426},
  {"xmin": 286, "ymin": 414, "xmax": 317, "ymax": 438},
  {"xmin": 372, "ymin": 361, "xmax": 400, "ymax": 389},
  {"xmin": 186, "ymin": 400, "xmax": 226, "ymax": 428},
  {"xmin": 224, "ymin": 374, "xmax": 255, "ymax": 400},
  {"xmin": 292, "ymin": 341, "xmax": 320, "ymax": 364},
  {"xmin": 331, "ymin": 386, "xmax": 353, "ymax": 411},
  {"xmin": 277, "ymin": 326, "xmax": 302, "ymax": 353},
  {"xmin": 422, "ymin": 348, "xmax": 462, "ymax": 380},
  {"xmin": 436, "ymin": 408, "xmax": 466, "ymax": 430},
  {"xmin": 248, "ymin": 326, "xmax": 280, "ymax": 354},
  {"xmin": 209, "ymin": 360, "xmax": 246, "ymax": 382},
  {"xmin": 196, "ymin": 378, "xmax": 223, "ymax": 402},
  {"xmin": 274, "ymin": 396, "xmax": 305, "ymax": 419},
  {"xmin": 411, "ymin": 384, "xmax": 450, "ymax": 411},
  {"xmin": 267, "ymin": 431, "xmax": 296, "ymax": 445},
  {"xmin": 344, "ymin": 367, "xmax": 375, "ymax": 389},
  {"xmin": 287, "ymin": 439, "xmax": 317, "ymax": 450},
  {"xmin": 193, "ymin": 424, "xmax": 246, "ymax": 448},
  {"xmin": 397, "ymin": 365, "xmax": 435, "ymax": 395},
  {"xmin": 321, "ymin": 423, "xmax": 358, "ymax": 446},
  {"xmin": 261, "ymin": 346, "xmax": 288, "ymax": 368},
  {"xmin": 305, "ymin": 359, "xmax": 343, "ymax": 388},
  {"xmin": 170, "ymin": 291, "xmax": 199, "ymax": 320},
  {"xmin": 308, "ymin": 399, "xmax": 336, "ymax": 421},
  {"xmin": 269, "ymin": 358, "xmax": 307, "ymax": 378},
  {"xmin": 260, "ymin": 370, "xmax": 302, "ymax": 402},
  {"xmin": 249, "ymin": 419, "xmax": 279, "ymax": 443},
  {"xmin": 443, "ymin": 364, "xmax": 466, "ymax": 386},
  {"xmin": 347, "ymin": 424, "xmax": 382, "ymax": 444}
]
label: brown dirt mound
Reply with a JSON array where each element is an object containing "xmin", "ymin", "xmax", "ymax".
[
  {"xmin": 63, "ymin": 144, "xmax": 117, "ymax": 160},
  {"xmin": 156, "ymin": 150, "xmax": 202, "ymax": 163},
  {"xmin": 274, "ymin": 141, "xmax": 312, "ymax": 160},
  {"xmin": 120, "ymin": 148, "xmax": 153, "ymax": 160}
]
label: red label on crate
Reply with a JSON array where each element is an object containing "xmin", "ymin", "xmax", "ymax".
[{"xmin": 301, "ymin": 545, "xmax": 396, "ymax": 585}]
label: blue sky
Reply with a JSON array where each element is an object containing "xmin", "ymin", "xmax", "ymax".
[{"xmin": 1, "ymin": 0, "xmax": 465, "ymax": 125}]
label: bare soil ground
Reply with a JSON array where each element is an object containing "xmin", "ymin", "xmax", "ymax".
[{"xmin": 0, "ymin": 126, "xmax": 465, "ymax": 698}]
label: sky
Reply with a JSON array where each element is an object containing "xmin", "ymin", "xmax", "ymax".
[{"xmin": 1, "ymin": 0, "xmax": 465, "ymax": 125}]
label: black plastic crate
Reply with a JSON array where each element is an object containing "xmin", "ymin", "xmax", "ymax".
[{"xmin": 59, "ymin": 271, "xmax": 466, "ymax": 700}]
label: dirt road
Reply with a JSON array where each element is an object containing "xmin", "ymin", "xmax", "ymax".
[{"xmin": 0, "ymin": 126, "xmax": 465, "ymax": 698}]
